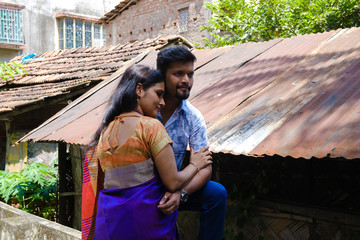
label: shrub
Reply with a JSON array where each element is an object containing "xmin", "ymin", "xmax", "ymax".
[{"xmin": 0, "ymin": 162, "xmax": 58, "ymax": 220}]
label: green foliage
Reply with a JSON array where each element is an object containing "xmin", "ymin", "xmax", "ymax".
[
  {"xmin": 200, "ymin": 0, "xmax": 360, "ymax": 48},
  {"xmin": 0, "ymin": 61, "xmax": 26, "ymax": 82},
  {"xmin": 0, "ymin": 162, "xmax": 58, "ymax": 220}
]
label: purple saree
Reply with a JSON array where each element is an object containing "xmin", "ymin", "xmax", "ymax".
[{"xmin": 94, "ymin": 159, "xmax": 180, "ymax": 240}]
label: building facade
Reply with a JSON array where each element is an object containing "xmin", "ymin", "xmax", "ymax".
[
  {"xmin": 0, "ymin": 0, "xmax": 119, "ymax": 62},
  {"xmin": 100, "ymin": 0, "xmax": 212, "ymax": 46}
]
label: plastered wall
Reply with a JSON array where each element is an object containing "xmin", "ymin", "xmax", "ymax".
[{"xmin": 0, "ymin": 0, "xmax": 119, "ymax": 60}]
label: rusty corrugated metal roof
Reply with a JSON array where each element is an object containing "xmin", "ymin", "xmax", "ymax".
[
  {"xmin": 0, "ymin": 35, "xmax": 191, "ymax": 115},
  {"xmin": 204, "ymin": 28, "xmax": 360, "ymax": 159},
  {"xmin": 21, "ymin": 28, "xmax": 360, "ymax": 159}
]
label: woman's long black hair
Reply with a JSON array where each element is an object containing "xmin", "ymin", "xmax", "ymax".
[{"xmin": 88, "ymin": 64, "xmax": 163, "ymax": 148}]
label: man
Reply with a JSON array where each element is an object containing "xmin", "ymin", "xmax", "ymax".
[{"xmin": 156, "ymin": 46, "xmax": 227, "ymax": 240}]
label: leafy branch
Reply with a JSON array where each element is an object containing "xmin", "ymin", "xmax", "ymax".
[
  {"xmin": 200, "ymin": 0, "xmax": 360, "ymax": 48},
  {"xmin": 0, "ymin": 61, "xmax": 27, "ymax": 82}
]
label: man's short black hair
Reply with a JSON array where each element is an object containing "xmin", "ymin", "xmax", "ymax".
[{"xmin": 157, "ymin": 45, "xmax": 196, "ymax": 74}]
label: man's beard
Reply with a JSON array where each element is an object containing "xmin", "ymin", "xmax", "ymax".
[{"xmin": 175, "ymin": 85, "xmax": 191, "ymax": 100}]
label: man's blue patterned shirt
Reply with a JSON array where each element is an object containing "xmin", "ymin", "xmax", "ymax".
[{"xmin": 158, "ymin": 100, "xmax": 208, "ymax": 171}]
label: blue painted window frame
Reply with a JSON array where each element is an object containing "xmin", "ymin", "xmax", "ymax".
[{"xmin": 0, "ymin": 8, "xmax": 24, "ymax": 44}]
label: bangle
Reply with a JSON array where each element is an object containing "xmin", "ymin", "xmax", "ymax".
[{"xmin": 190, "ymin": 162, "xmax": 200, "ymax": 172}]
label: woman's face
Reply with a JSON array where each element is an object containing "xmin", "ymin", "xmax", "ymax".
[{"xmin": 137, "ymin": 82, "xmax": 165, "ymax": 118}]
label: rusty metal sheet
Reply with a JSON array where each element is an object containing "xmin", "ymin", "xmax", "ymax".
[
  {"xmin": 192, "ymin": 46, "xmax": 233, "ymax": 70},
  {"xmin": 21, "ymin": 29, "xmax": 360, "ymax": 160},
  {"xmin": 190, "ymin": 38, "xmax": 282, "ymax": 101},
  {"xmin": 21, "ymin": 74, "xmax": 120, "ymax": 144},
  {"xmin": 191, "ymin": 29, "xmax": 339, "ymax": 123},
  {"xmin": 249, "ymin": 28, "xmax": 360, "ymax": 159},
  {"xmin": 208, "ymin": 28, "xmax": 360, "ymax": 159},
  {"xmin": 138, "ymin": 46, "xmax": 233, "ymax": 71},
  {"xmin": 44, "ymin": 103, "xmax": 107, "ymax": 145},
  {"xmin": 20, "ymin": 47, "xmax": 236, "ymax": 144}
]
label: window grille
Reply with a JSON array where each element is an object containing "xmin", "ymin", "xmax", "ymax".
[
  {"xmin": 102, "ymin": 25, "xmax": 106, "ymax": 46},
  {"xmin": 58, "ymin": 19, "xmax": 64, "ymax": 49},
  {"xmin": 84, "ymin": 21, "xmax": 92, "ymax": 47},
  {"xmin": 0, "ymin": 8, "xmax": 24, "ymax": 44},
  {"xmin": 93, "ymin": 23, "xmax": 101, "ymax": 47},
  {"xmin": 178, "ymin": 8, "xmax": 189, "ymax": 32},
  {"xmin": 65, "ymin": 18, "xmax": 74, "ymax": 49},
  {"xmin": 75, "ymin": 20, "xmax": 83, "ymax": 48},
  {"xmin": 58, "ymin": 18, "xmax": 106, "ymax": 50}
]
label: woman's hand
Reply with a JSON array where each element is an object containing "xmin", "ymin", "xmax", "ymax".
[
  {"xmin": 189, "ymin": 146, "xmax": 212, "ymax": 171},
  {"xmin": 158, "ymin": 191, "xmax": 181, "ymax": 214}
]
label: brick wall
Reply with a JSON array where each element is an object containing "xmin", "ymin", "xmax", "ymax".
[{"xmin": 106, "ymin": 0, "xmax": 209, "ymax": 46}]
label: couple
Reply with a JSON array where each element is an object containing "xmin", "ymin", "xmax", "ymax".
[{"xmin": 82, "ymin": 46, "xmax": 227, "ymax": 240}]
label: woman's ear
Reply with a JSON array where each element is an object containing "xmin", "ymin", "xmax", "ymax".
[{"xmin": 136, "ymin": 83, "xmax": 144, "ymax": 98}]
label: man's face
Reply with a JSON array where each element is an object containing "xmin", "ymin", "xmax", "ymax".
[{"xmin": 165, "ymin": 61, "xmax": 194, "ymax": 100}]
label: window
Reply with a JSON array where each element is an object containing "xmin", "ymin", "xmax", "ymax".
[
  {"xmin": 58, "ymin": 18, "xmax": 106, "ymax": 50},
  {"xmin": 0, "ymin": 7, "xmax": 24, "ymax": 44},
  {"xmin": 178, "ymin": 8, "xmax": 189, "ymax": 32}
]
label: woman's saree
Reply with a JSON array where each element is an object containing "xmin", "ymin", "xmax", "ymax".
[
  {"xmin": 82, "ymin": 150, "xmax": 179, "ymax": 240},
  {"xmin": 81, "ymin": 115, "xmax": 179, "ymax": 240}
]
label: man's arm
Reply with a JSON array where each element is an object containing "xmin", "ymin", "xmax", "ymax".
[
  {"xmin": 158, "ymin": 109, "xmax": 211, "ymax": 214},
  {"xmin": 185, "ymin": 108, "xmax": 212, "ymax": 194}
]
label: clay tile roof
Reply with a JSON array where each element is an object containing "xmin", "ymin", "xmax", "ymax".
[{"xmin": 0, "ymin": 35, "xmax": 192, "ymax": 115}]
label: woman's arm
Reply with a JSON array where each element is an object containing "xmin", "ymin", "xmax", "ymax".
[{"xmin": 154, "ymin": 144, "xmax": 212, "ymax": 192}]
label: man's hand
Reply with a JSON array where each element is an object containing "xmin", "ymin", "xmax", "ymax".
[{"xmin": 158, "ymin": 190, "xmax": 181, "ymax": 214}]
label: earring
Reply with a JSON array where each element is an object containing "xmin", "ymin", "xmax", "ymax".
[{"xmin": 137, "ymin": 96, "xmax": 140, "ymax": 103}]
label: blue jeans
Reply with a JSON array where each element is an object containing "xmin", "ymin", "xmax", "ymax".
[{"xmin": 179, "ymin": 180, "xmax": 227, "ymax": 240}]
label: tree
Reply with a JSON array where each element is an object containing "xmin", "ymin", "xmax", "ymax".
[{"xmin": 200, "ymin": 0, "xmax": 360, "ymax": 48}]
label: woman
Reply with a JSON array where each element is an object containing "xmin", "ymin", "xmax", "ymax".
[{"xmin": 81, "ymin": 64, "xmax": 212, "ymax": 240}]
